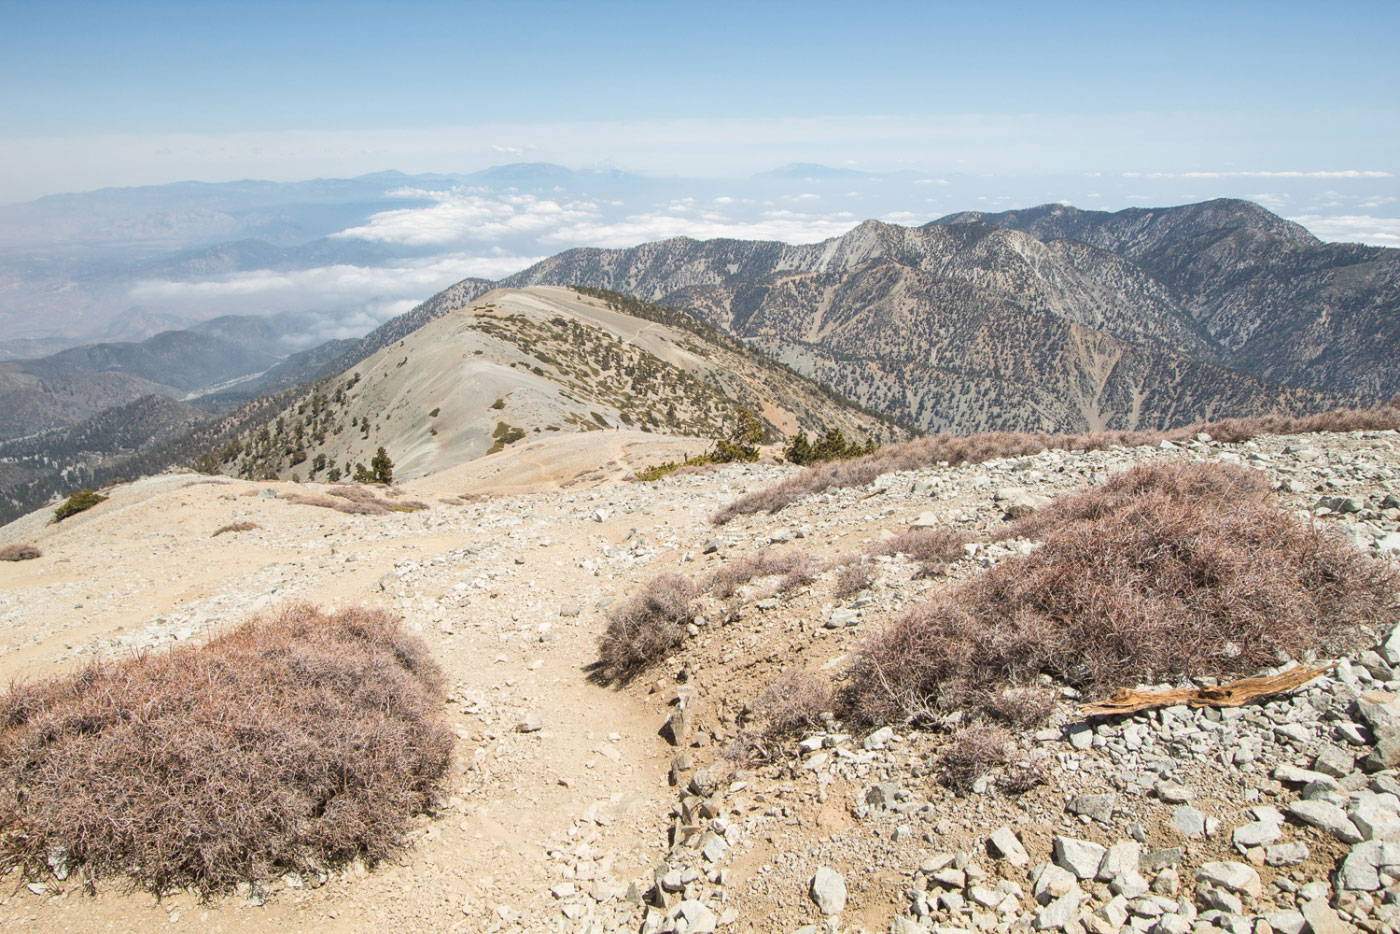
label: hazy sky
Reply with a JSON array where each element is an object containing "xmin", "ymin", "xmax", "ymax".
[{"xmin": 2, "ymin": 1, "xmax": 1396, "ymax": 190}]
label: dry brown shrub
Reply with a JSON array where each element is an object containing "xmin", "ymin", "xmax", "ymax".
[
  {"xmin": 281, "ymin": 492, "xmax": 389, "ymax": 515},
  {"xmin": 988, "ymin": 687, "xmax": 1057, "ymax": 728},
  {"xmin": 326, "ymin": 486, "xmax": 426, "ymax": 513},
  {"xmin": 705, "ymin": 548, "xmax": 813, "ymax": 599},
  {"xmin": 996, "ymin": 460, "xmax": 1271, "ymax": 542},
  {"xmin": 211, "ymin": 521, "xmax": 259, "ymax": 537},
  {"xmin": 713, "ymin": 403, "xmax": 1400, "ymax": 524},
  {"xmin": 0, "ymin": 604, "xmax": 452, "ymax": 896},
  {"xmin": 1000, "ymin": 757, "xmax": 1052, "ymax": 795},
  {"xmin": 753, "ymin": 668, "xmax": 832, "ymax": 739},
  {"xmin": 833, "ymin": 558, "xmax": 874, "ymax": 598},
  {"xmin": 940, "ymin": 726, "xmax": 1011, "ymax": 793},
  {"xmin": 846, "ymin": 462, "xmax": 1398, "ymax": 726},
  {"xmin": 870, "ymin": 527, "xmax": 970, "ymax": 575},
  {"xmin": 598, "ymin": 573, "xmax": 697, "ymax": 679},
  {"xmin": 0, "ymin": 543, "xmax": 42, "ymax": 562}
]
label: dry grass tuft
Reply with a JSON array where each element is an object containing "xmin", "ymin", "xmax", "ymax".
[
  {"xmin": 0, "ymin": 604, "xmax": 452, "ymax": 896},
  {"xmin": 705, "ymin": 548, "xmax": 816, "ymax": 599},
  {"xmin": 833, "ymin": 558, "xmax": 874, "ymax": 598},
  {"xmin": 870, "ymin": 527, "xmax": 970, "ymax": 576},
  {"xmin": 752, "ymin": 668, "xmax": 832, "ymax": 739},
  {"xmin": 212, "ymin": 521, "xmax": 259, "ymax": 537},
  {"xmin": 598, "ymin": 574, "xmax": 697, "ymax": 680},
  {"xmin": 713, "ymin": 403, "xmax": 1400, "ymax": 524},
  {"xmin": 0, "ymin": 543, "xmax": 42, "ymax": 562},
  {"xmin": 845, "ymin": 462, "xmax": 1398, "ymax": 727},
  {"xmin": 940, "ymin": 726, "xmax": 1011, "ymax": 793}
]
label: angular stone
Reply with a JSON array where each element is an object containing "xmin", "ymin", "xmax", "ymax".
[
  {"xmin": 1232, "ymin": 820, "xmax": 1280, "ymax": 851},
  {"xmin": 809, "ymin": 867, "xmax": 846, "ymax": 915},
  {"xmin": 1053, "ymin": 836, "xmax": 1107, "ymax": 880},
  {"xmin": 516, "ymin": 712, "xmax": 542, "ymax": 733},
  {"xmin": 1357, "ymin": 691, "xmax": 1400, "ymax": 738},
  {"xmin": 1170, "ymin": 806, "xmax": 1205, "ymax": 837},
  {"xmin": 1034, "ymin": 889, "xmax": 1083, "ymax": 931},
  {"xmin": 677, "ymin": 900, "xmax": 717, "ymax": 934},
  {"xmin": 1381, "ymin": 626, "xmax": 1400, "ymax": 667},
  {"xmin": 1068, "ymin": 793, "xmax": 1116, "ymax": 824},
  {"xmin": 1263, "ymin": 910, "xmax": 1307, "ymax": 934},
  {"xmin": 1140, "ymin": 848, "xmax": 1183, "ymax": 873},
  {"xmin": 1154, "ymin": 781, "xmax": 1193, "ymax": 804},
  {"xmin": 988, "ymin": 827, "xmax": 1030, "ymax": 867},
  {"xmin": 1264, "ymin": 841, "xmax": 1309, "ymax": 867},
  {"xmin": 1032, "ymin": 864, "xmax": 1078, "ymax": 905},
  {"xmin": 1300, "ymin": 899, "xmax": 1348, "ymax": 934},
  {"xmin": 1194, "ymin": 861, "xmax": 1261, "ymax": 898},
  {"xmin": 1097, "ymin": 841, "xmax": 1140, "ymax": 881},
  {"xmin": 1287, "ymin": 800, "xmax": 1363, "ymax": 843},
  {"xmin": 1314, "ymin": 745, "xmax": 1356, "ymax": 779}
]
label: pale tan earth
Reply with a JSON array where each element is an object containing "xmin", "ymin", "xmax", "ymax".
[
  {"xmin": 0, "ymin": 431, "xmax": 713, "ymax": 933},
  {"xmin": 1, "ymin": 427, "xmax": 1397, "ymax": 933}
]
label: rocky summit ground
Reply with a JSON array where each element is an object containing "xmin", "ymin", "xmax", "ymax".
[{"xmin": 0, "ymin": 425, "xmax": 1398, "ymax": 934}]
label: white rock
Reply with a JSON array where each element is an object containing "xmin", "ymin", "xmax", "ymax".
[
  {"xmin": 1053, "ymin": 836, "xmax": 1106, "ymax": 880},
  {"xmin": 1288, "ymin": 800, "xmax": 1363, "ymax": 843},
  {"xmin": 809, "ymin": 867, "xmax": 847, "ymax": 915},
  {"xmin": 988, "ymin": 827, "xmax": 1030, "ymax": 867},
  {"xmin": 1193, "ymin": 861, "xmax": 1261, "ymax": 899}
]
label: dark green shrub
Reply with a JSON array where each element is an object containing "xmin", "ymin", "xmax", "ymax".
[{"xmin": 52, "ymin": 489, "xmax": 107, "ymax": 523}]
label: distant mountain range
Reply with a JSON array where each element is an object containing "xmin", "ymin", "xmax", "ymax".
[
  {"xmin": 2, "ymin": 197, "xmax": 1395, "ymax": 525},
  {"xmin": 503, "ymin": 199, "xmax": 1395, "ymax": 432}
]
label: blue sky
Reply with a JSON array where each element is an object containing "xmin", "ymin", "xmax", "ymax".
[{"xmin": 0, "ymin": 0, "xmax": 1396, "ymax": 244}]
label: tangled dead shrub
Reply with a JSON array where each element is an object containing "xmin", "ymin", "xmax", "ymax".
[
  {"xmin": 705, "ymin": 548, "xmax": 816, "ymax": 599},
  {"xmin": 0, "ymin": 543, "xmax": 42, "ymax": 562},
  {"xmin": 713, "ymin": 403, "xmax": 1400, "ymax": 523},
  {"xmin": 940, "ymin": 726, "xmax": 1011, "ymax": 793},
  {"xmin": 0, "ymin": 604, "xmax": 453, "ymax": 896},
  {"xmin": 846, "ymin": 462, "xmax": 1398, "ymax": 726},
  {"xmin": 870, "ymin": 527, "xmax": 970, "ymax": 576},
  {"xmin": 212, "ymin": 521, "xmax": 259, "ymax": 537},
  {"xmin": 833, "ymin": 557, "xmax": 874, "ymax": 597},
  {"xmin": 598, "ymin": 573, "xmax": 697, "ymax": 679},
  {"xmin": 752, "ymin": 668, "xmax": 832, "ymax": 739}
]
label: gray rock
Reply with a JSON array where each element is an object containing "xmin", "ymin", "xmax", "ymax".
[
  {"xmin": 1154, "ymin": 781, "xmax": 1193, "ymax": 803},
  {"xmin": 1096, "ymin": 841, "xmax": 1140, "ymax": 881},
  {"xmin": 1357, "ymin": 690, "xmax": 1400, "ymax": 739},
  {"xmin": 1382, "ymin": 626, "xmax": 1400, "ymax": 667},
  {"xmin": 809, "ymin": 867, "xmax": 846, "ymax": 915},
  {"xmin": 1313, "ymin": 745, "xmax": 1356, "ymax": 779},
  {"xmin": 1287, "ymin": 800, "xmax": 1363, "ymax": 843},
  {"xmin": 702, "ymin": 539, "xmax": 722, "ymax": 554},
  {"xmin": 1068, "ymin": 793, "xmax": 1116, "ymax": 824},
  {"xmin": 1170, "ymin": 806, "xmax": 1206, "ymax": 838},
  {"xmin": 1193, "ymin": 861, "xmax": 1261, "ymax": 898},
  {"xmin": 1337, "ymin": 839, "xmax": 1400, "ymax": 890},
  {"xmin": 988, "ymin": 827, "xmax": 1030, "ymax": 867},
  {"xmin": 677, "ymin": 900, "xmax": 717, "ymax": 933},
  {"xmin": 1262, "ymin": 910, "xmax": 1307, "ymax": 934},
  {"xmin": 1033, "ymin": 889, "xmax": 1083, "ymax": 931},
  {"xmin": 1300, "ymin": 899, "xmax": 1349, "ymax": 934},
  {"xmin": 660, "ymin": 706, "xmax": 691, "ymax": 746},
  {"xmin": 1053, "ymin": 836, "xmax": 1107, "ymax": 880},
  {"xmin": 1264, "ymin": 841, "xmax": 1309, "ymax": 867},
  {"xmin": 1140, "ymin": 848, "xmax": 1183, "ymax": 873},
  {"xmin": 516, "ymin": 713, "xmax": 542, "ymax": 733},
  {"xmin": 1231, "ymin": 820, "xmax": 1280, "ymax": 851}
]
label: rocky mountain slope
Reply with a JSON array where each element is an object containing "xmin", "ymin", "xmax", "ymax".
[
  {"xmin": 201, "ymin": 286, "xmax": 897, "ymax": 484},
  {"xmin": 931, "ymin": 200, "xmax": 1400, "ymax": 399},
  {"xmin": 500, "ymin": 203, "xmax": 1393, "ymax": 432},
  {"xmin": 0, "ymin": 423, "xmax": 1396, "ymax": 934}
]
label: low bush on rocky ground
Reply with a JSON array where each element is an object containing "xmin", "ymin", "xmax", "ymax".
[
  {"xmin": 0, "ymin": 604, "xmax": 453, "ymax": 896},
  {"xmin": 713, "ymin": 402, "xmax": 1400, "ymax": 523},
  {"xmin": 598, "ymin": 573, "xmax": 698, "ymax": 680},
  {"xmin": 212, "ymin": 521, "xmax": 259, "ymax": 536},
  {"xmin": 52, "ymin": 489, "xmax": 107, "ymax": 523},
  {"xmin": 705, "ymin": 547, "xmax": 819, "ymax": 599},
  {"xmin": 0, "ymin": 543, "xmax": 42, "ymax": 561},
  {"xmin": 869, "ymin": 527, "xmax": 970, "ymax": 576},
  {"xmin": 845, "ymin": 462, "xmax": 1399, "ymax": 727},
  {"xmin": 939, "ymin": 725, "xmax": 1012, "ymax": 793},
  {"xmin": 832, "ymin": 557, "xmax": 874, "ymax": 597}
]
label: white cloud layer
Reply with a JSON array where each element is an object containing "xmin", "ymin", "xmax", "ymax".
[
  {"xmin": 334, "ymin": 189, "xmax": 598, "ymax": 245},
  {"xmin": 1289, "ymin": 214, "xmax": 1400, "ymax": 247}
]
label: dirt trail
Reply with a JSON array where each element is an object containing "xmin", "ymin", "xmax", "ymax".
[{"xmin": 0, "ymin": 434, "xmax": 719, "ymax": 933}]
